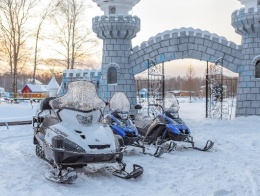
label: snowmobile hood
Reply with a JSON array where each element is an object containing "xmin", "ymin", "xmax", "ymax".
[{"xmin": 50, "ymin": 122, "xmax": 117, "ymax": 153}]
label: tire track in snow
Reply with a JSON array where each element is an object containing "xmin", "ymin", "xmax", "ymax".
[
  {"xmin": 244, "ymin": 169, "xmax": 260, "ymax": 196},
  {"xmin": 0, "ymin": 131, "xmax": 47, "ymax": 195},
  {"xmin": 0, "ymin": 133, "xmax": 32, "ymax": 143}
]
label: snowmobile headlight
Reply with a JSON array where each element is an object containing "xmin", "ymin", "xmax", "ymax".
[
  {"xmin": 118, "ymin": 111, "xmax": 128, "ymax": 120},
  {"xmin": 168, "ymin": 106, "xmax": 179, "ymax": 114},
  {"xmin": 170, "ymin": 112, "xmax": 179, "ymax": 119},
  {"xmin": 76, "ymin": 114, "xmax": 93, "ymax": 126},
  {"xmin": 52, "ymin": 136, "xmax": 85, "ymax": 153},
  {"xmin": 64, "ymin": 138, "xmax": 86, "ymax": 153}
]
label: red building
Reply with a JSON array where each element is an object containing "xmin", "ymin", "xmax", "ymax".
[{"xmin": 21, "ymin": 84, "xmax": 48, "ymax": 99}]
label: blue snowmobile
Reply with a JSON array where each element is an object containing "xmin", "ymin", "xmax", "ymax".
[
  {"xmin": 105, "ymin": 92, "xmax": 169, "ymax": 157},
  {"xmin": 134, "ymin": 92, "xmax": 214, "ymax": 152}
]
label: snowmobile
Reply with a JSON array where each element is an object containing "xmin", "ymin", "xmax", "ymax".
[
  {"xmin": 134, "ymin": 92, "xmax": 214, "ymax": 152},
  {"xmin": 32, "ymin": 81, "xmax": 143, "ymax": 183},
  {"xmin": 105, "ymin": 92, "xmax": 169, "ymax": 157}
]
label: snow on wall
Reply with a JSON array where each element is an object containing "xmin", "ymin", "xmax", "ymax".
[{"xmin": 130, "ymin": 27, "xmax": 242, "ymax": 75}]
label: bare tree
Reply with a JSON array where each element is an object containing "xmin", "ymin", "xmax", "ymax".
[
  {"xmin": 52, "ymin": 0, "xmax": 98, "ymax": 69},
  {"xmin": 32, "ymin": 1, "xmax": 56, "ymax": 84},
  {"xmin": 186, "ymin": 64, "xmax": 196, "ymax": 102},
  {"xmin": 0, "ymin": 0, "xmax": 36, "ymax": 93}
]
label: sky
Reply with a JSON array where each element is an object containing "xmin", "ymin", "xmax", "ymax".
[{"xmin": 87, "ymin": 0, "xmax": 243, "ymax": 77}]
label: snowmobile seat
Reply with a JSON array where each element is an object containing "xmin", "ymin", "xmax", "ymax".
[{"xmin": 40, "ymin": 97, "xmax": 56, "ymax": 111}]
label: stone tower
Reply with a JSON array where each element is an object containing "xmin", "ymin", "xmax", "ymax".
[
  {"xmin": 232, "ymin": 0, "xmax": 260, "ymax": 116},
  {"xmin": 92, "ymin": 0, "xmax": 140, "ymax": 107}
]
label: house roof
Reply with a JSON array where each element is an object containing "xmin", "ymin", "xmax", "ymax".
[
  {"xmin": 22, "ymin": 84, "xmax": 47, "ymax": 93},
  {"xmin": 139, "ymin": 88, "xmax": 147, "ymax": 92}
]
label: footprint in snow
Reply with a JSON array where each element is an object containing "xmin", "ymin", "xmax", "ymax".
[{"xmin": 214, "ymin": 189, "xmax": 232, "ymax": 196}]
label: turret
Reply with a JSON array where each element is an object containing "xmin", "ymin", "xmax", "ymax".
[
  {"xmin": 231, "ymin": 0, "xmax": 260, "ymax": 116},
  {"xmin": 47, "ymin": 75, "xmax": 59, "ymax": 97},
  {"xmin": 239, "ymin": 0, "xmax": 260, "ymax": 9},
  {"xmin": 93, "ymin": 0, "xmax": 140, "ymax": 15},
  {"xmin": 92, "ymin": 0, "xmax": 141, "ymax": 108}
]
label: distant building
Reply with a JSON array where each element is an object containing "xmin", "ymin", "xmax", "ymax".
[
  {"xmin": 47, "ymin": 75, "xmax": 59, "ymax": 97},
  {"xmin": 138, "ymin": 88, "xmax": 147, "ymax": 98},
  {"xmin": 167, "ymin": 90, "xmax": 182, "ymax": 97},
  {"xmin": 21, "ymin": 84, "xmax": 48, "ymax": 99},
  {"xmin": 58, "ymin": 69, "xmax": 101, "ymax": 96}
]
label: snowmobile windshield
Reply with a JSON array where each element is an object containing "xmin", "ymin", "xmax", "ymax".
[
  {"xmin": 50, "ymin": 81, "xmax": 105, "ymax": 112},
  {"xmin": 109, "ymin": 92, "xmax": 130, "ymax": 113},
  {"xmin": 164, "ymin": 92, "xmax": 179, "ymax": 112}
]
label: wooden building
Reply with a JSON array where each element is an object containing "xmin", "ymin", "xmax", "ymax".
[{"xmin": 21, "ymin": 84, "xmax": 48, "ymax": 99}]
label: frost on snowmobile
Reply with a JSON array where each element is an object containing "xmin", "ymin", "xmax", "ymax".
[
  {"xmin": 135, "ymin": 92, "xmax": 214, "ymax": 152},
  {"xmin": 33, "ymin": 81, "xmax": 143, "ymax": 183},
  {"xmin": 105, "ymin": 92, "xmax": 164, "ymax": 157}
]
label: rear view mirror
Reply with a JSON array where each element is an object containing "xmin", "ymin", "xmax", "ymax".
[{"xmin": 134, "ymin": 104, "xmax": 142, "ymax": 110}]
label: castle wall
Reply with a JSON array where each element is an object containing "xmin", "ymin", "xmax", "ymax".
[
  {"xmin": 130, "ymin": 28, "xmax": 241, "ymax": 74},
  {"xmin": 232, "ymin": 7, "xmax": 260, "ymax": 116}
]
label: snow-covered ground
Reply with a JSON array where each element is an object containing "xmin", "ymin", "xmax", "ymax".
[{"xmin": 0, "ymin": 99, "xmax": 260, "ymax": 196}]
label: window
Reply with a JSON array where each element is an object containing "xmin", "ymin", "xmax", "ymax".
[
  {"xmin": 107, "ymin": 67, "xmax": 117, "ymax": 84},
  {"xmin": 90, "ymin": 72, "xmax": 95, "ymax": 78},
  {"xmin": 256, "ymin": 61, "xmax": 260, "ymax": 78},
  {"xmin": 76, "ymin": 73, "xmax": 80, "ymax": 77},
  {"xmin": 258, "ymin": 0, "xmax": 260, "ymax": 6},
  {"xmin": 109, "ymin": 6, "xmax": 116, "ymax": 14},
  {"xmin": 69, "ymin": 73, "xmax": 73, "ymax": 77}
]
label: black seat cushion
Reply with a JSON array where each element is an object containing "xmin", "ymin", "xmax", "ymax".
[{"xmin": 40, "ymin": 97, "xmax": 56, "ymax": 110}]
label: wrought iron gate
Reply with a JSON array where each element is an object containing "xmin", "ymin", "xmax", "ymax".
[
  {"xmin": 206, "ymin": 58, "xmax": 237, "ymax": 119},
  {"xmin": 147, "ymin": 59, "xmax": 165, "ymax": 116},
  {"xmin": 135, "ymin": 59, "xmax": 165, "ymax": 116}
]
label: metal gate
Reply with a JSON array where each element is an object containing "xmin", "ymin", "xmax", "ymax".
[
  {"xmin": 136, "ymin": 59, "xmax": 165, "ymax": 116},
  {"xmin": 147, "ymin": 59, "xmax": 165, "ymax": 116},
  {"xmin": 206, "ymin": 58, "xmax": 237, "ymax": 119}
]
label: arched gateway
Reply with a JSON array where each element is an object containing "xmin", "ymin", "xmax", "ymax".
[
  {"xmin": 130, "ymin": 28, "xmax": 240, "ymax": 74},
  {"xmin": 92, "ymin": 0, "xmax": 260, "ymax": 117}
]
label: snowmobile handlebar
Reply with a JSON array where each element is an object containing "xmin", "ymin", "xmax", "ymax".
[{"xmin": 148, "ymin": 104, "xmax": 164, "ymax": 112}]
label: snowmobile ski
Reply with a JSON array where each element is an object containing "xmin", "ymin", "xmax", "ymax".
[
  {"xmin": 161, "ymin": 141, "xmax": 177, "ymax": 153},
  {"xmin": 45, "ymin": 167, "xmax": 77, "ymax": 184},
  {"xmin": 175, "ymin": 140, "xmax": 214, "ymax": 152},
  {"xmin": 112, "ymin": 163, "xmax": 143, "ymax": 179},
  {"xmin": 190, "ymin": 140, "xmax": 214, "ymax": 151},
  {"xmin": 130, "ymin": 140, "xmax": 164, "ymax": 157}
]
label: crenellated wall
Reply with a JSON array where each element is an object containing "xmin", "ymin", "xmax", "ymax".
[
  {"xmin": 92, "ymin": 15, "xmax": 140, "ymax": 40},
  {"xmin": 130, "ymin": 28, "xmax": 242, "ymax": 75}
]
